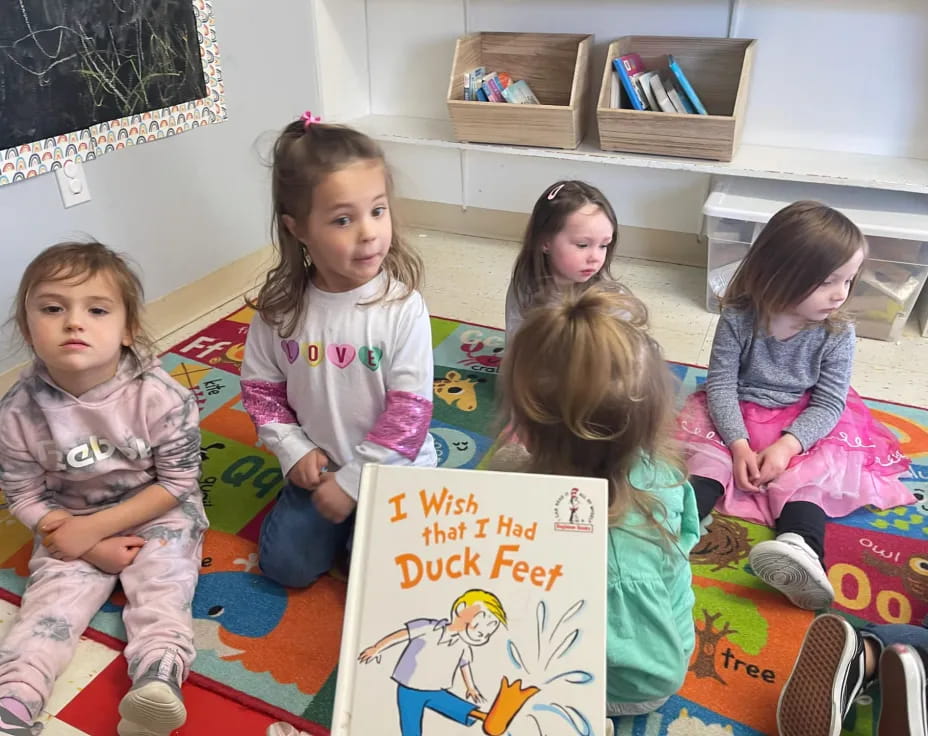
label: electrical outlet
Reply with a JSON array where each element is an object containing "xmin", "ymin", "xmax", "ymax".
[{"xmin": 55, "ymin": 160, "xmax": 91, "ymax": 208}]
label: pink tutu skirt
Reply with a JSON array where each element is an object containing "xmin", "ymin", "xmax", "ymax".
[{"xmin": 676, "ymin": 388, "xmax": 913, "ymax": 526}]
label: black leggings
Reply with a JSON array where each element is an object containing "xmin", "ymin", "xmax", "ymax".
[{"xmin": 690, "ymin": 475, "xmax": 826, "ymax": 562}]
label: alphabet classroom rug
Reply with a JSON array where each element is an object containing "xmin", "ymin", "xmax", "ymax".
[{"xmin": 0, "ymin": 306, "xmax": 925, "ymax": 736}]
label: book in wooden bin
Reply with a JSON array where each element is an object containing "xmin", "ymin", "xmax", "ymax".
[{"xmin": 331, "ymin": 464, "xmax": 608, "ymax": 736}]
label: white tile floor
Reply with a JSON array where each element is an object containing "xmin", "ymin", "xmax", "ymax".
[{"xmin": 159, "ymin": 228, "xmax": 928, "ymax": 407}]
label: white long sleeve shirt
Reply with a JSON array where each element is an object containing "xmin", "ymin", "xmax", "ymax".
[{"xmin": 240, "ymin": 273, "xmax": 437, "ymax": 499}]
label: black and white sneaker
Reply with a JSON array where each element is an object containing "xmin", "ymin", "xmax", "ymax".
[
  {"xmin": 878, "ymin": 644, "xmax": 928, "ymax": 736},
  {"xmin": 749, "ymin": 532, "xmax": 835, "ymax": 610},
  {"xmin": 777, "ymin": 614, "xmax": 867, "ymax": 736}
]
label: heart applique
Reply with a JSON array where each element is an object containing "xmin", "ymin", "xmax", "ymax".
[
  {"xmin": 326, "ymin": 343, "xmax": 356, "ymax": 369},
  {"xmin": 281, "ymin": 339, "xmax": 299, "ymax": 364},
  {"xmin": 360, "ymin": 346, "xmax": 383, "ymax": 371},
  {"xmin": 306, "ymin": 341, "xmax": 323, "ymax": 367}
]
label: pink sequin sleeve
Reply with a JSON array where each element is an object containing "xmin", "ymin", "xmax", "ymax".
[
  {"xmin": 365, "ymin": 390, "xmax": 432, "ymax": 461},
  {"xmin": 240, "ymin": 380, "xmax": 298, "ymax": 426}
]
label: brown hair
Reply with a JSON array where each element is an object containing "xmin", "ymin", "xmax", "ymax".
[
  {"xmin": 723, "ymin": 200, "xmax": 867, "ymax": 331},
  {"xmin": 250, "ymin": 119, "xmax": 423, "ymax": 336},
  {"xmin": 499, "ymin": 284, "xmax": 684, "ymax": 543},
  {"xmin": 509, "ymin": 180, "xmax": 624, "ymax": 314},
  {"xmin": 13, "ymin": 240, "xmax": 151, "ymax": 362}
]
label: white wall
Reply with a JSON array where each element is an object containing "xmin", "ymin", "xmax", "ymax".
[
  {"xmin": 318, "ymin": 0, "xmax": 928, "ymax": 234},
  {"xmin": 0, "ymin": 2, "xmax": 318, "ymax": 373},
  {"xmin": 737, "ymin": 0, "xmax": 928, "ymax": 158}
]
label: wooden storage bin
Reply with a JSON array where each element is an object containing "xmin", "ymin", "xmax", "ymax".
[
  {"xmin": 596, "ymin": 36, "xmax": 755, "ymax": 161},
  {"xmin": 447, "ymin": 32, "xmax": 591, "ymax": 149}
]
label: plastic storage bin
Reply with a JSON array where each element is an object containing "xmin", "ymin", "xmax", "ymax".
[{"xmin": 703, "ymin": 178, "xmax": 928, "ymax": 341}]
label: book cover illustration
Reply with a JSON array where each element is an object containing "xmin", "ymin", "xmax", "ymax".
[{"xmin": 332, "ymin": 464, "xmax": 608, "ymax": 736}]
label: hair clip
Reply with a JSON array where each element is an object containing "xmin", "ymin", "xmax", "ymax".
[
  {"xmin": 546, "ymin": 183, "xmax": 565, "ymax": 200},
  {"xmin": 300, "ymin": 111, "xmax": 321, "ymax": 129}
]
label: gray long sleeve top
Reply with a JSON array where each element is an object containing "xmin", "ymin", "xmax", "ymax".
[{"xmin": 705, "ymin": 308, "xmax": 855, "ymax": 451}]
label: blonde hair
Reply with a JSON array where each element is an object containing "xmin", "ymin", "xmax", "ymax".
[
  {"xmin": 510, "ymin": 180, "xmax": 626, "ymax": 316},
  {"xmin": 250, "ymin": 119, "xmax": 423, "ymax": 337},
  {"xmin": 723, "ymin": 200, "xmax": 866, "ymax": 332},
  {"xmin": 500, "ymin": 285, "xmax": 683, "ymax": 542},
  {"xmin": 13, "ymin": 241, "xmax": 151, "ymax": 364},
  {"xmin": 451, "ymin": 589, "xmax": 507, "ymax": 626}
]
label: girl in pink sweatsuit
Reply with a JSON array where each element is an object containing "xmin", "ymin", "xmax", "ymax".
[{"xmin": 0, "ymin": 242, "xmax": 206, "ymax": 736}]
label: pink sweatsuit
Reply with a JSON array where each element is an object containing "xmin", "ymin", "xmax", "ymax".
[{"xmin": 0, "ymin": 354, "xmax": 206, "ymax": 718}]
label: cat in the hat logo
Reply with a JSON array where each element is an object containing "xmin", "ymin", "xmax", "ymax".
[{"xmin": 553, "ymin": 487, "xmax": 594, "ymax": 532}]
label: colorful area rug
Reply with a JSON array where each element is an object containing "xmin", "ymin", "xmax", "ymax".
[{"xmin": 0, "ymin": 306, "xmax": 926, "ymax": 736}]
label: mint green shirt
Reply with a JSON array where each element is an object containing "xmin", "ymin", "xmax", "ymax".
[{"xmin": 606, "ymin": 459, "xmax": 699, "ymax": 707}]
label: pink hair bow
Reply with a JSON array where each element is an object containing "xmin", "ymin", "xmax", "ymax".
[{"xmin": 301, "ymin": 111, "xmax": 321, "ymax": 128}]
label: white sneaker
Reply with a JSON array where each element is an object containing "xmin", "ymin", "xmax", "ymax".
[
  {"xmin": 117, "ymin": 654, "xmax": 187, "ymax": 736},
  {"xmin": 749, "ymin": 532, "xmax": 834, "ymax": 610}
]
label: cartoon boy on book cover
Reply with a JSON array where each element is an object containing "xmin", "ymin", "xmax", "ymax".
[{"xmin": 359, "ymin": 589, "xmax": 539, "ymax": 736}]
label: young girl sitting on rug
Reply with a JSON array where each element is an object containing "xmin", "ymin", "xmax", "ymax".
[
  {"xmin": 490, "ymin": 285, "xmax": 699, "ymax": 720},
  {"xmin": 678, "ymin": 201, "xmax": 914, "ymax": 611},
  {"xmin": 504, "ymin": 180, "xmax": 643, "ymax": 340},
  {"xmin": 241, "ymin": 113, "xmax": 437, "ymax": 589},
  {"xmin": 0, "ymin": 241, "xmax": 206, "ymax": 736}
]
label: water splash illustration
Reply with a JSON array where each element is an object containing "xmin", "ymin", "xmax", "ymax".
[
  {"xmin": 548, "ymin": 599, "xmax": 584, "ymax": 643},
  {"xmin": 507, "ymin": 639, "xmax": 530, "ymax": 674},
  {"xmin": 536, "ymin": 600, "xmax": 547, "ymax": 661},
  {"xmin": 532, "ymin": 703, "xmax": 593, "ymax": 736},
  {"xmin": 506, "ymin": 599, "xmax": 594, "ymax": 735},
  {"xmin": 544, "ymin": 669, "xmax": 594, "ymax": 685},
  {"xmin": 527, "ymin": 714, "xmax": 544, "ymax": 736},
  {"xmin": 545, "ymin": 628, "xmax": 580, "ymax": 669}
]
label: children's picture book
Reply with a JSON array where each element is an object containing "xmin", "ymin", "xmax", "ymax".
[
  {"xmin": 614, "ymin": 54, "xmax": 646, "ymax": 111},
  {"xmin": 464, "ymin": 66, "xmax": 487, "ymax": 101},
  {"xmin": 649, "ymin": 73, "xmax": 677, "ymax": 113},
  {"xmin": 665, "ymin": 80, "xmax": 691, "ymax": 114},
  {"xmin": 636, "ymin": 71, "xmax": 659, "ymax": 111},
  {"xmin": 667, "ymin": 55, "xmax": 708, "ymax": 115},
  {"xmin": 481, "ymin": 73, "xmax": 506, "ymax": 102},
  {"xmin": 630, "ymin": 72, "xmax": 652, "ymax": 110},
  {"xmin": 331, "ymin": 464, "xmax": 608, "ymax": 736},
  {"xmin": 502, "ymin": 80, "xmax": 540, "ymax": 104}
]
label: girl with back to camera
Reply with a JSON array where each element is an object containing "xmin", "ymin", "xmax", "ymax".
[
  {"xmin": 492, "ymin": 285, "xmax": 699, "ymax": 722},
  {"xmin": 241, "ymin": 113, "xmax": 437, "ymax": 589},
  {"xmin": 679, "ymin": 201, "xmax": 913, "ymax": 611}
]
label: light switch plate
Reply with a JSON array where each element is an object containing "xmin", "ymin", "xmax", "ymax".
[{"xmin": 56, "ymin": 160, "xmax": 91, "ymax": 208}]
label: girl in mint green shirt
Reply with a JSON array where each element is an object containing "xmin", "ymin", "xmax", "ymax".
[{"xmin": 491, "ymin": 284, "xmax": 699, "ymax": 718}]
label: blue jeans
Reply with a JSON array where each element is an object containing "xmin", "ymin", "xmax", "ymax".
[
  {"xmin": 396, "ymin": 685, "xmax": 476, "ymax": 736},
  {"xmin": 861, "ymin": 618, "xmax": 928, "ymax": 657},
  {"xmin": 258, "ymin": 483, "xmax": 354, "ymax": 588}
]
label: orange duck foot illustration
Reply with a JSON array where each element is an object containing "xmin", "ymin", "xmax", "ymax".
[{"xmin": 481, "ymin": 676, "xmax": 540, "ymax": 735}]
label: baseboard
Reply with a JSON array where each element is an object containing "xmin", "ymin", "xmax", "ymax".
[
  {"xmin": 397, "ymin": 198, "xmax": 707, "ymax": 268},
  {"xmin": 0, "ymin": 245, "xmax": 275, "ymax": 395}
]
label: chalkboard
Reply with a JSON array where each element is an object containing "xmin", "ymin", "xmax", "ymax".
[{"xmin": 0, "ymin": 0, "xmax": 207, "ymax": 150}]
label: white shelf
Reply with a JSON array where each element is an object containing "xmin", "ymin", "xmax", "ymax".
[{"xmin": 348, "ymin": 114, "xmax": 928, "ymax": 195}]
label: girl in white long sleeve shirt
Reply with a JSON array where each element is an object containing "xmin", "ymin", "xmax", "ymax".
[{"xmin": 241, "ymin": 116, "xmax": 436, "ymax": 588}]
